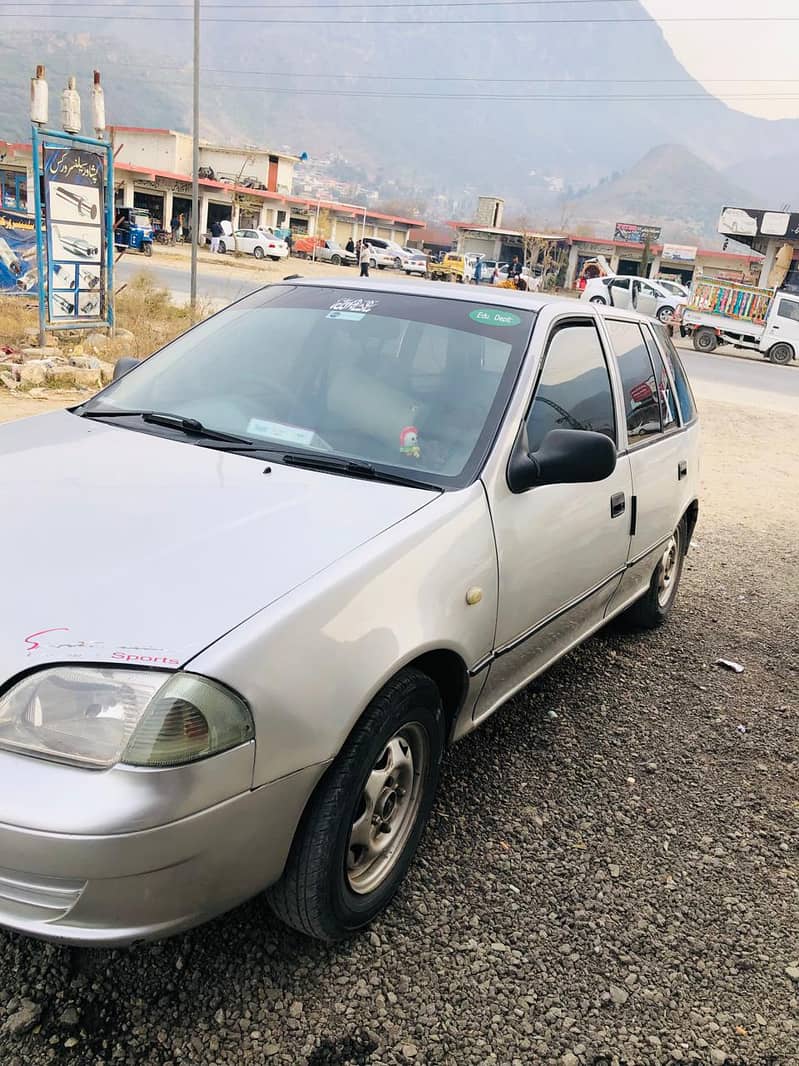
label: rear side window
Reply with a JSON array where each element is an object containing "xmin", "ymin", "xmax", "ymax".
[
  {"xmin": 526, "ymin": 320, "xmax": 616, "ymax": 452},
  {"xmin": 605, "ymin": 319, "xmax": 661, "ymax": 444},
  {"xmin": 651, "ymin": 323, "xmax": 697, "ymax": 424}
]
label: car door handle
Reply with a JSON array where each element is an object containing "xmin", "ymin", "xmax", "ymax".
[
  {"xmin": 678, "ymin": 460, "xmax": 687, "ymax": 480},
  {"xmin": 610, "ymin": 492, "xmax": 626, "ymax": 518}
]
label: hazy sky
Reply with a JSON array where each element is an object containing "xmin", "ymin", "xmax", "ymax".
[{"xmin": 641, "ymin": 0, "xmax": 799, "ymax": 120}]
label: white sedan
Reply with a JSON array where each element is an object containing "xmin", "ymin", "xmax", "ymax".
[
  {"xmin": 221, "ymin": 228, "xmax": 289, "ymax": 261},
  {"xmin": 582, "ymin": 275, "xmax": 687, "ymax": 324}
]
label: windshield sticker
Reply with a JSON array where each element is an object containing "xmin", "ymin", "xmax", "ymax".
[
  {"xmin": 327, "ymin": 310, "xmax": 366, "ymax": 321},
  {"xmin": 246, "ymin": 418, "xmax": 317, "ymax": 446},
  {"xmin": 469, "ymin": 308, "xmax": 522, "ymax": 327},
  {"xmin": 329, "ymin": 297, "xmax": 378, "ymax": 313},
  {"xmin": 399, "ymin": 425, "xmax": 421, "ymax": 460}
]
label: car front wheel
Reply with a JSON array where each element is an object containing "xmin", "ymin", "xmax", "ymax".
[
  {"xmin": 621, "ymin": 520, "xmax": 686, "ymax": 629},
  {"xmin": 218, "ymin": 241, "xmax": 227, "ymax": 254},
  {"xmin": 267, "ymin": 668, "xmax": 445, "ymax": 941}
]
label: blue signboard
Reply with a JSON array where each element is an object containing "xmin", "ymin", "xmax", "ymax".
[
  {"xmin": 43, "ymin": 146, "xmax": 106, "ymax": 322},
  {"xmin": 0, "ymin": 208, "xmax": 37, "ymax": 295}
]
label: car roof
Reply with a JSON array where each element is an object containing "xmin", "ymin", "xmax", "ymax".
[{"xmin": 265, "ymin": 277, "xmax": 662, "ymax": 325}]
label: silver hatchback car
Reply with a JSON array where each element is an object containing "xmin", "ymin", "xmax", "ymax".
[{"xmin": 0, "ymin": 280, "xmax": 699, "ymax": 945}]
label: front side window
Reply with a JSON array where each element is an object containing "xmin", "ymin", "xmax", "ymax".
[
  {"xmin": 776, "ymin": 298, "xmax": 799, "ymax": 323},
  {"xmin": 526, "ymin": 320, "xmax": 616, "ymax": 453},
  {"xmin": 80, "ymin": 286, "xmax": 536, "ymax": 488},
  {"xmin": 605, "ymin": 319, "xmax": 661, "ymax": 444}
]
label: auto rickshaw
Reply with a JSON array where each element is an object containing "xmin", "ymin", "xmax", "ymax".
[{"xmin": 114, "ymin": 206, "xmax": 153, "ymax": 256}]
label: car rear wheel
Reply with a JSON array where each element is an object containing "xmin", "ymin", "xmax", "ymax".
[
  {"xmin": 253, "ymin": 246, "xmax": 265, "ymax": 260},
  {"xmin": 657, "ymin": 305, "xmax": 674, "ymax": 324},
  {"xmin": 218, "ymin": 240, "xmax": 227, "ymax": 254},
  {"xmin": 693, "ymin": 328, "xmax": 718, "ymax": 352},
  {"xmin": 621, "ymin": 520, "xmax": 686, "ymax": 630},
  {"xmin": 369, "ymin": 258, "xmax": 377, "ymax": 269},
  {"xmin": 768, "ymin": 342, "xmax": 794, "ymax": 365},
  {"xmin": 589, "ymin": 295, "xmax": 607, "ymax": 305},
  {"xmin": 267, "ymin": 668, "xmax": 445, "ymax": 941}
]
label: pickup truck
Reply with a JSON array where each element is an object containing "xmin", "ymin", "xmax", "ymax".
[
  {"xmin": 679, "ymin": 280, "xmax": 799, "ymax": 365},
  {"xmin": 428, "ymin": 253, "xmax": 478, "ymax": 283},
  {"xmin": 293, "ymin": 237, "xmax": 356, "ymax": 266}
]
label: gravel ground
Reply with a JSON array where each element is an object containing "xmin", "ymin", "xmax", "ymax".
[{"xmin": 0, "ymin": 392, "xmax": 797, "ymax": 1066}]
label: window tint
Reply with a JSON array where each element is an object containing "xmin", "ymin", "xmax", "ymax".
[
  {"xmin": 651, "ymin": 323, "xmax": 697, "ymax": 423},
  {"xmin": 527, "ymin": 321, "xmax": 616, "ymax": 452},
  {"xmin": 605, "ymin": 319, "xmax": 662, "ymax": 444},
  {"xmin": 642, "ymin": 327, "xmax": 679, "ymax": 430},
  {"xmin": 776, "ymin": 298, "xmax": 799, "ymax": 323}
]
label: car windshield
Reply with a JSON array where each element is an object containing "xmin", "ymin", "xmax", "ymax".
[{"xmin": 81, "ymin": 285, "xmax": 536, "ymax": 488}]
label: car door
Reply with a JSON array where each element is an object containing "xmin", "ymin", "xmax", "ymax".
[
  {"xmin": 636, "ymin": 281, "xmax": 660, "ymax": 317},
  {"xmin": 475, "ymin": 315, "xmax": 632, "ymax": 720},
  {"xmin": 234, "ymin": 229, "xmax": 253, "ymax": 254},
  {"xmin": 600, "ymin": 318, "xmax": 692, "ymax": 611},
  {"xmin": 761, "ymin": 295, "xmax": 799, "ymax": 354},
  {"xmin": 606, "ymin": 277, "xmax": 632, "ymax": 309}
]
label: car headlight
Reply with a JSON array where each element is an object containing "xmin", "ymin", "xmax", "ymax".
[{"xmin": 0, "ymin": 668, "xmax": 253, "ymax": 770}]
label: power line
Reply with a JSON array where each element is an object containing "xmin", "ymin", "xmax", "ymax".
[{"xmin": 3, "ymin": 11, "xmax": 799, "ymax": 21}]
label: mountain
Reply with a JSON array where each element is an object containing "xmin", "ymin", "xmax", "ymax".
[
  {"xmin": 563, "ymin": 144, "xmax": 757, "ymax": 241},
  {"xmin": 723, "ymin": 154, "xmax": 799, "ymax": 213},
  {"xmin": 2, "ymin": 1, "xmax": 797, "ymax": 222}
]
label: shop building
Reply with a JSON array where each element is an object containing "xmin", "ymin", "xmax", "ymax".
[{"xmin": 0, "ymin": 132, "xmax": 424, "ymax": 247}]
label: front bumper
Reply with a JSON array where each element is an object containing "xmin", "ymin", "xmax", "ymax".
[{"xmin": 0, "ymin": 762, "xmax": 327, "ymax": 946}]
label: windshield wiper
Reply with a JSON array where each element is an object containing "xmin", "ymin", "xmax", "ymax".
[
  {"xmin": 78, "ymin": 408, "xmax": 259, "ymax": 446},
  {"xmin": 280, "ymin": 451, "xmax": 440, "ymax": 491}
]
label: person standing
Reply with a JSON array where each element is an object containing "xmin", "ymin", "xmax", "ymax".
[
  {"xmin": 346, "ymin": 237, "xmax": 355, "ymax": 254},
  {"xmin": 285, "ymin": 229, "xmax": 293, "ymax": 254},
  {"xmin": 359, "ymin": 240, "xmax": 370, "ymax": 278},
  {"xmin": 509, "ymin": 255, "xmax": 522, "ymax": 280},
  {"xmin": 210, "ymin": 219, "xmax": 222, "ymax": 254},
  {"xmin": 473, "ymin": 256, "xmax": 483, "ymax": 285},
  {"xmin": 171, "ymin": 214, "xmax": 181, "ymax": 245}
]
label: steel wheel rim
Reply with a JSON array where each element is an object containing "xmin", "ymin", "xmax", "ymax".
[
  {"xmin": 657, "ymin": 528, "xmax": 681, "ymax": 607},
  {"xmin": 346, "ymin": 723, "xmax": 428, "ymax": 895}
]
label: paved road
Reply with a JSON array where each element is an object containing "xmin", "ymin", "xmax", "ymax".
[
  {"xmin": 675, "ymin": 343, "xmax": 798, "ymax": 413},
  {"xmin": 115, "ymin": 256, "xmax": 263, "ymax": 306}
]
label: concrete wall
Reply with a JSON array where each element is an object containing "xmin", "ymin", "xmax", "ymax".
[
  {"xmin": 199, "ymin": 148, "xmax": 268, "ymax": 186},
  {"xmin": 112, "ymin": 130, "xmax": 180, "ymax": 173}
]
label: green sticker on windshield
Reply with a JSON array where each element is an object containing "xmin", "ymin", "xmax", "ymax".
[{"xmin": 469, "ymin": 308, "xmax": 521, "ymax": 327}]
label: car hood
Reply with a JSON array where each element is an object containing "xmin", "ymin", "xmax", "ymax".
[{"xmin": 0, "ymin": 411, "xmax": 438, "ymax": 679}]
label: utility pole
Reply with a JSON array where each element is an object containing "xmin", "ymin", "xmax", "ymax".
[{"xmin": 190, "ymin": 0, "xmax": 200, "ymax": 310}]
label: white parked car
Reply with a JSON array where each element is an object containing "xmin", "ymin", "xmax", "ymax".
[
  {"xmin": 582, "ymin": 275, "xmax": 688, "ymax": 324},
  {"xmin": 655, "ymin": 278, "xmax": 690, "ymax": 300},
  {"xmin": 0, "ymin": 279, "xmax": 699, "ymax": 946},
  {"xmin": 364, "ymin": 239, "xmax": 407, "ymax": 270},
  {"xmin": 221, "ymin": 228, "xmax": 289, "ymax": 261},
  {"xmin": 403, "ymin": 249, "xmax": 428, "ymax": 276}
]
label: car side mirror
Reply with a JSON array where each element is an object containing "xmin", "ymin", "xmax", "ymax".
[
  {"xmin": 112, "ymin": 356, "xmax": 140, "ymax": 381},
  {"xmin": 508, "ymin": 428, "xmax": 617, "ymax": 492}
]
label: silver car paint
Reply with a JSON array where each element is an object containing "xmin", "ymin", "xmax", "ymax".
[{"xmin": 0, "ymin": 282, "xmax": 700, "ymax": 944}]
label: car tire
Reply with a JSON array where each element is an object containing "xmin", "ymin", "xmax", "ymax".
[
  {"xmin": 218, "ymin": 241, "xmax": 227, "ymax": 254},
  {"xmin": 405, "ymin": 270, "xmax": 411, "ymax": 275},
  {"xmin": 394, "ymin": 257, "xmax": 402, "ymax": 269},
  {"xmin": 369, "ymin": 258, "xmax": 377, "ymax": 269},
  {"xmin": 657, "ymin": 305, "xmax": 674, "ymax": 324},
  {"xmin": 331, "ymin": 254, "xmax": 341, "ymax": 266},
  {"xmin": 621, "ymin": 520, "xmax": 686, "ymax": 630},
  {"xmin": 589, "ymin": 295, "xmax": 607, "ymax": 305},
  {"xmin": 267, "ymin": 668, "xmax": 445, "ymax": 942},
  {"xmin": 143, "ymin": 242, "xmax": 152, "ymax": 257},
  {"xmin": 693, "ymin": 328, "xmax": 718, "ymax": 352},
  {"xmin": 768, "ymin": 342, "xmax": 794, "ymax": 365},
  {"xmin": 253, "ymin": 247, "xmax": 265, "ymax": 260}
]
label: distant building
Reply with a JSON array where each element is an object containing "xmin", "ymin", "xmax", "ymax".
[{"xmin": 0, "ymin": 129, "xmax": 425, "ymax": 246}]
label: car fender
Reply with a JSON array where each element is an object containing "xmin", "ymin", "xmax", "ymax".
[{"xmin": 187, "ymin": 482, "xmax": 498, "ymax": 787}]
